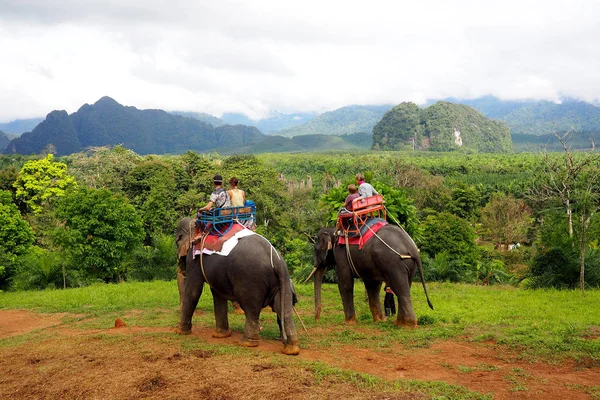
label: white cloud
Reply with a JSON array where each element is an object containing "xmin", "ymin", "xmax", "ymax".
[{"xmin": 1, "ymin": 0, "xmax": 599, "ymax": 121}]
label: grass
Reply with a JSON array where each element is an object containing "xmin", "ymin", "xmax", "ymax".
[
  {"xmin": 2, "ymin": 281, "xmax": 600, "ymax": 364},
  {"xmin": 2, "ymin": 281, "xmax": 599, "ymax": 399}
]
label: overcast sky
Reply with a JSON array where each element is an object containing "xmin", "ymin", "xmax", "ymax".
[{"xmin": 1, "ymin": 0, "xmax": 599, "ymax": 122}]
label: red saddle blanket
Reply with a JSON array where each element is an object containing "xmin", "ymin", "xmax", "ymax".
[
  {"xmin": 337, "ymin": 218, "xmax": 388, "ymax": 249},
  {"xmin": 194, "ymin": 223, "xmax": 246, "ymax": 253}
]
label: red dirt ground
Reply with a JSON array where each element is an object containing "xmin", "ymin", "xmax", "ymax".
[{"xmin": 1, "ymin": 310, "xmax": 599, "ymax": 399}]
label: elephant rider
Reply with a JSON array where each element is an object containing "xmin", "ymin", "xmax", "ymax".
[
  {"xmin": 195, "ymin": 175, "xmax": 231, "ymax": 239},
  {"xmin": 227, "ymin": 176, "xmax": 246, "ymax": 207},
  {"xmin": 355, "ymin": 173, "xmax": 379, "ymax": 199},
  {"xmin": 342, "ymin": 184, "xmax": 360, "ymax": 212},
  {"xmin": 199, "ymin": 174, "xmax": 231, "ymax": 214}
]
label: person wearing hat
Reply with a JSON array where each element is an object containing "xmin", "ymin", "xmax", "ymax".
[{"xmin": 199, "ymin": 174, "xmax": 231, "ymax": 213}]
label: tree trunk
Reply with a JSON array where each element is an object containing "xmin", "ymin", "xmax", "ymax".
[{"xmin": 567, "ymin": 201, "xmax": 573, "ymax": 238}]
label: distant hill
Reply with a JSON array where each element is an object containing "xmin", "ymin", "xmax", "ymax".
[
  {"xmin": 218, "ymin": 133, "xmax": 363, "ymax": 154},
  {"xmin": 171, "ymin": 111, "xmax": 225, "ymax": 127},
  {"xmin": 373, "ymin": 101, "xmax": 512, "ymax": 153},
  {"xmin": 0, "ymin": 130, "xmax": 10, "ymax": 152},
  {"xmin": 443, "ymin": 96, "xmax": 600, "ymax": 135},
  {"xmin": 4, "ymin": 97, "xmax": 264, "ymax": 156},
  {"xmin": 221, "ymin": 111, "xmax": 318, "ymax": 134},
  {"xmin": 277, "ymin": 105, "xmax": 393, "ymax": 137},
  {"xmin": 0, "ymin": 118, "xmax": 44, "ymax": 135}
]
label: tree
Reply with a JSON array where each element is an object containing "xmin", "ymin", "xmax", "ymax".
[
  {"xmin": 13, "ymin": 154, "xmax": 78, "ymax": 214},
  {"xmin": 447, "ymin": 183, "xmax": 481, "ymax": 220},
  {"xmin": 420, "ymin": 212, "xmax": 479, "ymax": 280},
  {"xmin": 54, "ymin": 188, "xmax": 144, "ymax": 283},
  {"xmin": 532, "ymin": 131, "xmax": 600, "ymax": 292},
  {"xmin": 0, "ymin": 191, "xmax": 34, "ymax": 289},
  {"xmin": 481, "ymin": 193, "xmax": 532, "ymax": 250}
]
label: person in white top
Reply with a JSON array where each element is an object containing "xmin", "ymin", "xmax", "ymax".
[
  {"xmin": 227, "ymin": 177, "xmax": 246, "ymax": 207},
  {"xmin": 355, "ymin": 173, "xmax": 379, "ymax": 199}
]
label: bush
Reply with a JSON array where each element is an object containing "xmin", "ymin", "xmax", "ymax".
[
  {"xmin": 125, "ymin": 233, "xmax": 177, "ymax": 281},
  {"xmin": 528, "ymin": 245, "xmax": 600, "ymax": 289},
  {"xmin": 12, "ymin": 247, "xmax": 67, "ymax": 290}
]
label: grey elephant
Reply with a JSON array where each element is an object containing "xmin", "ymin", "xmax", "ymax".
[
  {"xmin": 174, "ymin": 217, "xmax": 300, "ymax": 355},
  {"xmin": 309, "ymin": 226, "xmax": 433, "ymax": 327}
]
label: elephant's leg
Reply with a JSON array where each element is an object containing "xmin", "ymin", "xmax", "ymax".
[
  {"xmin": 336, "ymin": 258, "xmax": 357, "ymax": 323},
  {"xmin": 211, "ymin": 290, "xmax": 232, "ymax": 338},
  {"xmin": 177, "ymin": 267, "xmax": 185, "ymax": 312},
  {"xmin": 239, "ymin": 306, "xmax": 262, "ymax": 347},
  {"xmin": 364, "ymin": 280, "xmax": 385, "ymax": 322},
  {"xmin": 389, "ymin": 264, "xmax": 417, "ymax": 328},
  {"xmin": 177, "ymin": 259, "xmax": 204, "ymax": 334}
]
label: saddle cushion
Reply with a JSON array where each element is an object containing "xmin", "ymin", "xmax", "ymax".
[{"xmin": 337, "ymin": 217, "xmax": 388, "ymax": 249}]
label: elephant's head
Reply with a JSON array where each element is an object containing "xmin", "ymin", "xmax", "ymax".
[
  {"xmin": 308, "ymin": 227, "xmax": 336, "ymax": 320},
  {"xmin": 175, "ymin": 217, "xmax": 195, "ymax": 308}
]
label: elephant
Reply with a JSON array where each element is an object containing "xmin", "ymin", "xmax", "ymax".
[
  {"xmin": 174, "ymin": 217, "xmax": 300, "ymax": 355},
  {"xmin": 309, "ymin": 225, "xmax": 433, "ymax": 327}
]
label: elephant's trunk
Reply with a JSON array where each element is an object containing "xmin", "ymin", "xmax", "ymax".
[{"xmin": 314, "ymin": 267, "xmax": 326, "ymax": 320}]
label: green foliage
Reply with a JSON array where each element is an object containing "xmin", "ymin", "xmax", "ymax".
[
  {"xmin": 281, "ymin": 238, "xmax": 313, "ymax": 276},
  {"xmin": 53, "ymin": 188, "xmax": 144, "ymax": 283},
  {"xmin": 12, "ymin": 246, "xmax": 66, "ymax": 290},
  {"xmin": 447, "ymin": 184, "xmax": 481, "ymax": 220},
  {"xmin": 481, "ymin": 193, "xmax": 532, "ymax": 248},
  {"xmin": 125, "ymin": 233, "xmax": 177, "ymax": 282},
  {"xmin": 123, "ymin": 159, "xmax": 184, "ymax": 240},
  {"xmin": 0, "ymin": 195, "xmax": 34, "ymax": 289},
  {"xmin": 66, "ymin": 145, "xmax": 142, "ymax": 193},
  {"xmin": 420, "ymin": 212, "xmax": 479, "ymax": 279},
  {"xmin": 372, "ymin": 101, "xmax": 512, "ymax": 153},
  {"xmin": 13, "ymin": 154, "xmax": 78, "ymax": 214}
]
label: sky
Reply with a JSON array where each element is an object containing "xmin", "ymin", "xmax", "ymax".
[{"xmin": 1, "ymin": 0, "xmax": 600, "ymax": 122}]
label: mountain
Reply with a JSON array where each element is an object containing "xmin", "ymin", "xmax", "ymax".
[
  {"xmin": 171, "ymin": 111, "xmax": 225, "ymax": 127},
  {"xmin": 221, "ymin": 111, "xmax": 318, "ymax": 134},
  {"xmin": 0, "ymin": 118, "xmax": 44, "ymax": 135},
  {"xmin": 0, "ymin": 130, "xmax": 10, "ymax": 152},
  {"xmin": 218, "ymin": 133, "xmax": 364, "ymax": 154},
  {"xmin": 373, "ymin": 101, "xmax": 512, "ymax": 153},
  {"xmin": 443, "ymin": 96, "xmax": 600, "ymax": 135},
  {"xmin": 4, "ymin": 97, "xmax": 264, "ymax": 156},
  {"xmin": 276, "ymin": 105, "xmax": 393, "ymax": 137}
]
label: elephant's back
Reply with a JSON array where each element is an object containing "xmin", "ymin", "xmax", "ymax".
[{"xmin": 363, "ymin": 224, "xmax": 419, "ymax": 257}]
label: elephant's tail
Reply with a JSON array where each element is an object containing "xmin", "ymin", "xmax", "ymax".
[
  {"xmin": 276, "ymin": 257, "xmax": 289, "ymax": 342},
  {"xmin": 416, "ymin": 256, "xmax": 434, "ymax": 310}
]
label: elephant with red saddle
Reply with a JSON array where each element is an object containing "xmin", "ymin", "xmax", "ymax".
[{"xmin": 309, "ymin": 225, "xmax": 433, "ymax": 327}]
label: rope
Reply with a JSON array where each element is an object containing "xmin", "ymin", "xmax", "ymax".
[
  {"xmin": 383, "ymin": 205, "xmax": 419, "ymax": 252},
  {"xmin": 344, "ymin": 231, "xmax": 362, "ymax": 278},
  {"xmin": 199, "ymin": 232, "xmax": 211, "ymax": 287},
  {"xmin": 365, "ymin": 223, "xmax": 413, "ymax": 259}
]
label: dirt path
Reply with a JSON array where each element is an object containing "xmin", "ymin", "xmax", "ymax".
[{"xmin": 1, "ymin": 310, "xmax": 598, "ymax": 399}]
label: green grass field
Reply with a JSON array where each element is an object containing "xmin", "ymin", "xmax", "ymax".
[{"xmin": 2, "ymin": 281, "xmax": 599, "ymax": 364}]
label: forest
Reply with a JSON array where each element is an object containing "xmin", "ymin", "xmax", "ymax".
[{"xmin": 2, "ymin": 139, "xmax": 600, "ymax": 294}]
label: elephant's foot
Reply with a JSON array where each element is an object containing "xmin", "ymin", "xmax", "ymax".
[
  {"xmin": 373, "ymin": 315, "xmax": 385, "ymax": 322},
  {"xmin": 240, "ymin": 336, "xmax": 260, "ymax": 347},
  {"xmin": 344, "ymin": 316, "xmax": 357, "ymax": 324},
  {"xmin": 212, "ymin": 328, "xmax": 232, "ymax": 338},
  {"xmin": 395, "ymin": 318, "xmax": 417, "ymax": 328},
  {"xmin": 282, "ymin": 343, "xmax": 300, "ymax": 355},
  {"xmin": 174, "ymin": 326, "xmax": 192, "ymax": 335}
]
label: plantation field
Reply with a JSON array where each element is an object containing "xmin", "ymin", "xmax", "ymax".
[{"xmin": 1, "ymin": 281, "xmax": 599, "ymax": 399}]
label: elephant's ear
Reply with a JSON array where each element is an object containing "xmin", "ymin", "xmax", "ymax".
[
  {"xmin": 317, "ymin": 231, "xmax": 333, "ymax": 261},
  {"xmin": 177, "ymin": 233, "xmax": 191, "ymax": 258}
]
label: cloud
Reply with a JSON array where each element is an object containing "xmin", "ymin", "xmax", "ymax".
[{"xmin": 1, "ymin": 0, "xmax": 600, "ymax": 121}]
